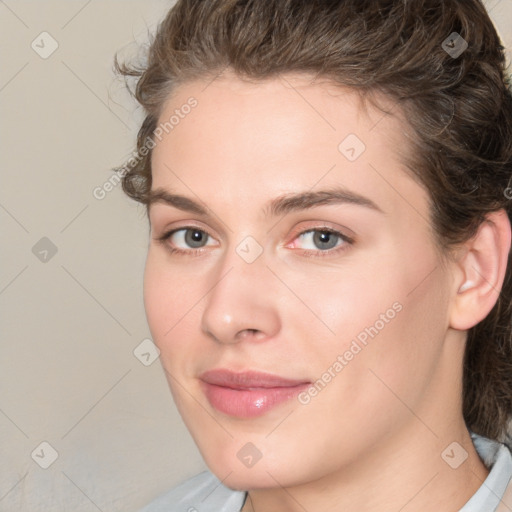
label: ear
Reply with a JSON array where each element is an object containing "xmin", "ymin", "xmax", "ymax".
[{"xmin": 449, "ymin": 209, "xmax": 511, "ymax": 331}]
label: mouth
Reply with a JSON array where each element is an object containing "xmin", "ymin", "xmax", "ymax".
[{"xmin": 199, "ymin": 369, "xmax": 311, "ymax": 418}]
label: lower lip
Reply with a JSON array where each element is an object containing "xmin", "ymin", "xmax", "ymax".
[{"xmin": 201, "ymin": 382, "xmax": 310, "ymax": 418}]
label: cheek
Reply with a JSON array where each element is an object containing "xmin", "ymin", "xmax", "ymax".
[
  {"xmin": 309, "ymin": 240, "xmax": 450, "ymax": 399},
  {"xmin": 143, "ymin": 251, "xmax": 199, "ymax": 354},
  {"xmin": 299, "ymin": 254, "xmax": 405, "ymax": 354},
  {"xmin": 333, "ymin": 267, "xmax": 450, "ymax": 424},
  {"xmin": 143, "ymin": 252, "xmax": 170, "ymax": 339},
  {"xmin": 288, "ymin": 276, "xmax": 450, "ymax": 468}
]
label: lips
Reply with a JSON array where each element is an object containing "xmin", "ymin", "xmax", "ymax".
[{"xmin": 199, "ymin": 369, "xmax": 310, "ymax": 418}]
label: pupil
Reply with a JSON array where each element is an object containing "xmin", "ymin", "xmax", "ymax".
[
  {"xmin": 187, "ymin": 229, "xmax": 205, "ymax": 247},
  {"xmin": 314, "ymin": 231, "xmax": 337, "ymax": 250}
]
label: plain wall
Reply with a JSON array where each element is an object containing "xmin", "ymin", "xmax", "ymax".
[{"xmin": 1, "ymin": 1, "xmax": 511, "ymax": 510}]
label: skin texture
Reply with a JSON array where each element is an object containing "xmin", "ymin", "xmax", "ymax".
[{"xmin": 143, "ymin": 71, "xmax": 510, "ymax": 512}]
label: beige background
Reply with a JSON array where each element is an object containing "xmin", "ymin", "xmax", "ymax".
[{"xmin": 1, "ymin": 1, "xmax": 511, "ymax": 511}]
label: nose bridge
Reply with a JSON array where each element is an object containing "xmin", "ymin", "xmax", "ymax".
[{"xmin": 200, "ymin": 238, "xmax": 280, "ymax": 344}]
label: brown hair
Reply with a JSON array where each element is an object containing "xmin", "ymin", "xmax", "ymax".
[{"xmin": 114, "ymin": 0, "xmax": 512, "ymax": 444}]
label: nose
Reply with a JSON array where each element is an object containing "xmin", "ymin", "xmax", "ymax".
[{"xmin": 200, "ymin": 247, "xmax": 281, "ymax": 345}]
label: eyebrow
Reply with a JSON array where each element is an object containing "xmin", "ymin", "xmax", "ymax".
[{"xmin": 147, "ymin": 186, "xmax": 383, "ymax": 218}]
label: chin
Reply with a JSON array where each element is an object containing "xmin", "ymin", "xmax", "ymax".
[
  {"xmin": 210, "ymin": 465, "xmax": 287, "ymax": 491},
  {"xmin": 201, "ymin": 445, "xmax": 313, "ymax": 491}
]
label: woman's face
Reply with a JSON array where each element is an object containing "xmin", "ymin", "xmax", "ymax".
[{"xmin": 144, "ymin": 73, "xmax": 458, "ymax": 489}]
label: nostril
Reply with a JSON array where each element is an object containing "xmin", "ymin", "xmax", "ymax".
[{"xmin": 236, "ymin": 328, "xmax": 260, "ymax": 339}]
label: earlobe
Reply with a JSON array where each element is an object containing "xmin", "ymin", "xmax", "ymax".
[{"xmin": 449, "ymin": 209, "xmax": 511, "ymax": 331}]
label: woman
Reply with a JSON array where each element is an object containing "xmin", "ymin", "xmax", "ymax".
[{"xmin": 115, "ymin": 0, "xmax": 512, "ymax": 510}]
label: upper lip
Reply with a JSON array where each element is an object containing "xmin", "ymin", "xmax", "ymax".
[{"xmin": 199, "ymin": 369, "xmax": 310, "ymax": 389}]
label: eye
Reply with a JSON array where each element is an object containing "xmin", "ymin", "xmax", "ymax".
[
  {"xmin": 155, "ymin": 227, "xmax": 217, "ymax": 255},
  {"xmin": 290, "ymin": 228, "xmax": 353, "ymax": 257},
  {"xmin": 155, "ymin": 225, "xmax": 354, "ymax": 258}
]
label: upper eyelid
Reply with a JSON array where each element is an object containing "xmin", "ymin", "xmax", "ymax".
[
  {"xmin": 154, "ymin": 216, "xmax": 353, "ymax": 235},
  {"xmin": 158, "ymin": 224, "xmax": 347, "ymax": 237},
  {"xmin": 155, "ymin": 225, "xmax": 217, "ymax": 244},
  {"xmin": 289, "ymin": 224, "xmax": 353, "ymax": 240}
]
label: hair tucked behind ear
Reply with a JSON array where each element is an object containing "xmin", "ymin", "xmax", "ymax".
[{"xmin": 114, "ymin": 0, "xmax": 512, "ymax": 445}]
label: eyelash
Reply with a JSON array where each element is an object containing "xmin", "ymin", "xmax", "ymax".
[{"xmin": 155, "ymin": 226, "xmax": 354, "ymax": 259}]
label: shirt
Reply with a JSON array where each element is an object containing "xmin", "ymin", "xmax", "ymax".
[{"xmin": 139, "ymin": 432, "xmax": 512, "ymax": 512}]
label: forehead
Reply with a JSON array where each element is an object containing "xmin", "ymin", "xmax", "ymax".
[
  {"xmin": 155, "ymin": 72, "xmax": 406, "ymax": 147},
  {"xmin": 150, "ymin": 72, "xmax": 425, "ymax": 219}
]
